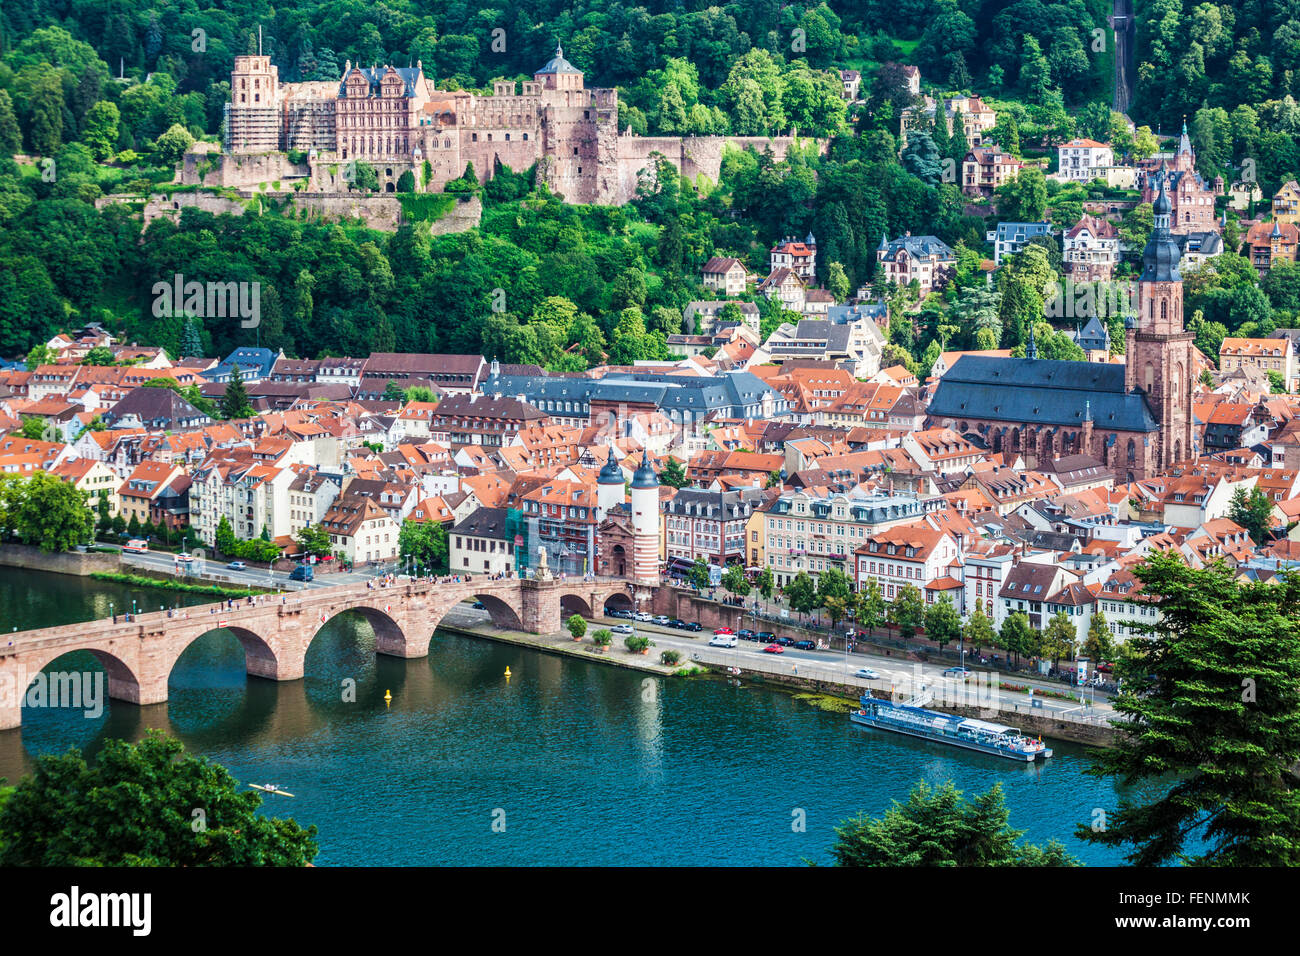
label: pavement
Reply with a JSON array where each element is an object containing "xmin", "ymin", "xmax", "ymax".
[
  {"xmin": 682, "ymin": 588, "xmax": 1113, "ymax": 704},
  {"xmin": 112, "ymin": 545, "xmax": 391, "ymax": 591}
]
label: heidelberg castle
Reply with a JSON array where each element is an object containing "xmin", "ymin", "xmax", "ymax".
[{"xmin": 223, "ymin": 45, "xmax": 815, "ymax": 206}]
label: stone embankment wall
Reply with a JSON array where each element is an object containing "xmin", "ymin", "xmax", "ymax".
[
  {"xmin": 0, "ymin": 545, "xmax": 120, "ymax": 576},
  {"xmin": 133, "ymin": 189, "xmax": 481, "ymax": 233}
]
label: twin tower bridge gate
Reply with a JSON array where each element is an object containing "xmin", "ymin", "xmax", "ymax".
[{"xmin": 0, "ymin": 575, "xmax": 633, "ymax": 729}]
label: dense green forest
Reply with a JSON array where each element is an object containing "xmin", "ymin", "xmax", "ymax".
[{"xmin": 3, "ymin": 1, "xmax": 1300, "ymax": 375}]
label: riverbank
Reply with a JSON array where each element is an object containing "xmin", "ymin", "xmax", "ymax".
[
  {"xmin": 88, "ymin": 571, "xmax": 271, "ymax": 599},
  {"xmin": 694, "ymin": 660, "xmax": 1120, "ymax": 748},
  {"xmin": 438, "ymin": 612, "xmax": 1119, "ymax": 748},
  {"xmin": 435, "ymin": 620, "xmax": 686, "ymax": 677}
]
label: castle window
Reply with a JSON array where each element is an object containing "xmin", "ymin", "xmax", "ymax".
[
  {"xmin": 523, "ymin": 133, "xmax": 528, "ymax": 141},
  {"xmin": 472, "ymin": 133, "xmax": 477, "ymax": 142}
]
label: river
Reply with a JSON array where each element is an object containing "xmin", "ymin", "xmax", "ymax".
[{"xmin": 0, "ymin": 568, "xmax": 1129, "ymax": 865}]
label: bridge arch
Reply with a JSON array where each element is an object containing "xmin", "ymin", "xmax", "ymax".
[
  {"xmin": 602, "ymin": 592, "xmax": 633, "ymax": 614},
  {"xmin": 559, "ymin": 593, "xmax": 594, "ymax": 621},
  {"xmin": 311, "ymin": 604, "xmax": 410, "ymax": 659},
  {"xmin": 21, "ymin": 647, "xmax": 142, "ymax": 712},
  {"xmin": 469, "ymin": 593, "xmax": 524, "ymax": 631},
  {"xmin": 165, "ymin": 624, "xmax": 280, "ymax": 683}
]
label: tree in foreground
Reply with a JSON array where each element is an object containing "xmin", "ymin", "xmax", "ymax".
[
  {"xmin": 828, "ymin": 780, "xmax": 1077, "ymax": 866},
  {"xmin": 0, "ymin": 732, "xmax": 317, "ymax": 866},
  {"xmin": 1078, "ymin": 553, "xmax": 1300, "ymax": 866}
]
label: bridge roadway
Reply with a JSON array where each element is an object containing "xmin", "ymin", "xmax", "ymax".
[{"xmin": 0, "ymin": 574, "xmax": 632, "ymax": 729}]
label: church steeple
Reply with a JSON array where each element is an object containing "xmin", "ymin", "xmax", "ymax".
[{"xmin": 1126, "ymin": 173, "xmax": 1196, "ymax": 475}]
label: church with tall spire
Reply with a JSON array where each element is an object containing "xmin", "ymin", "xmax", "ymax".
[{"xmin": 926, "ymin": 179, "xmax": 1195, "ymax": 481}]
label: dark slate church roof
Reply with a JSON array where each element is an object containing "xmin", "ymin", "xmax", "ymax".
[{"xmin": 928, "ymin": 357, "xmax": 1159, "ymax": 433}]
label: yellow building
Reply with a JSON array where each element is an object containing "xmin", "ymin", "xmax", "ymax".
[
  {"xmin": 52, "ymin": 458, "xmax": 121, "ymax": 516},
  {"xmin": 1273, "ymin": 180, "xmax": 1300, "ymax": 225}
]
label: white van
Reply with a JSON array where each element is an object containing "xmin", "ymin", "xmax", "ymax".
[{"xmin": 708, "ymin": 634, "xmax": 738, "ymax": 648}]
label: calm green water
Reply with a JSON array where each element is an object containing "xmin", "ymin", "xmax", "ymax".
[{"xmin": 0, "ymin": 568, "xmax": 1128, "ymax": 865}]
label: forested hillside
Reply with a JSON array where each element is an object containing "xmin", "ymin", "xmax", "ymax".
[{"xmin": 1, "ymin": 0, "xmax": 1299, "ymax": 380}]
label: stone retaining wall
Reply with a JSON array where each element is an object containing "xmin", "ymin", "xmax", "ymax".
[{"xmin": 0, "ymin": 545, "xmax": 120, "ymax": 577}]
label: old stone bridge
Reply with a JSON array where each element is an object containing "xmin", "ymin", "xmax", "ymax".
[{"xmin": 0, "ymin": 575, "xmax": 634, "ymax": 729}]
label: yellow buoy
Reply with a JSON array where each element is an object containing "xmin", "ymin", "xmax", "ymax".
[
  {"xmin": 504, "ymin": 667, "xmax": 512, "ymax": 679},
  {"xmin": 384, "ymin": 689, "xmax": 392, "ymax": 707}
]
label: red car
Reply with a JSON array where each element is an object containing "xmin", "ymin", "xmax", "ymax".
[
  {"xmin": 713, "ymin": 627, "xmax": 734, "ymax": 635},
  {"xmin": 763, "ymin": 644, "xmax": 784, "ymax": 654}
]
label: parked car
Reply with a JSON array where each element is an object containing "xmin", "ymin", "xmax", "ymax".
[
  {"xmin": 708, "ymin": 635, "xmax": 738, "ymax": 648},
  {"xmin": 713, "ymin": 626, "xmax": 734, "ymax": 635},
  {"xmin": 792, "ymin": 639, "xmax": 816, "ymax": 651},
  {"xmin": 681, "ymin": 622, "xmax": 702, "ymax": 632},
  {"xmin": 633, "ymin": 611, "xmax": 653, "ymax": 622},
  {"xmin": 854, "ymin": 667, "xmax": 880, "ymax": 680},
  {"xmin": 607, "ymin": 608, "xmax": 632, "ymax": 619},
  {"xmin": 942, "ymin": 666, "xmax": 972, "ymax": 680},
  {"xmin": 736, "ymin": 629, "xmax": 755, "ymax": 641},
  {"xmin": 227, "ymin": 561, "xmax": 246, "ymax": 571},
  {"xmin": 612, "ymin": 624, "xmax": 634, "ymax": 635},
  {"xmin": 471, "ymin": 601, "xmax": 486, "ymax": 610},
  {"xmin": 762, "ymin": 644, "xmax": 785, "ymax": 654},
  {"xmin": 651, "ymin": 615, "xmax": 671, "ymax": 626},
  {"xmin": 667, "ymin": 618, "xmax": 685, "ymax": 629},
  {"xmin": 756, "ymin": 631, "xmax": 775, "ymax": 643},
  {"xmin": 774, "ymin": 636, "xmax": 796, "ymax": 647}
]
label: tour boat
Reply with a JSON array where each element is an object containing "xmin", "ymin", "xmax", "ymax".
[{"xmin": 849, "ymin": 694, "xmax": 1052, "ymax": 762}]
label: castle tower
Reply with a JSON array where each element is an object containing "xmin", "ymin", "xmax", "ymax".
[
  {"xmin": 597, "ymin": 445, "xmax": 624, "ymax": 517},
  {"xmin": 629, "ymin": 451, "xmax": 660, "ymax": 587},
  {"xmin": 227, "ymin": 56, "xmax": 281, "ymax": 153},
  {"xmin": 1127, "ymin": 179, "xmax": 1196, "ymax": 472}
]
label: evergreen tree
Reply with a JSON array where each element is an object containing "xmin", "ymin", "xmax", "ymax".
[
  {"xmin": 1079, "ymin": 553, "xmax": 1300, "ymax": 866},
  {"xmin": 220, "ymin": 365, "xmax": 254, "ymax": 420},
  {"xmin": 0, "ymin": 90, "xmax": 22, "ymax": 155},
  {"xmin": 180, "ymin": 317, "xmax": 203, "ymax": 357},
  {"xmin": 658, "ymin": 456, "xmax": 689, "ymax": 488}
]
